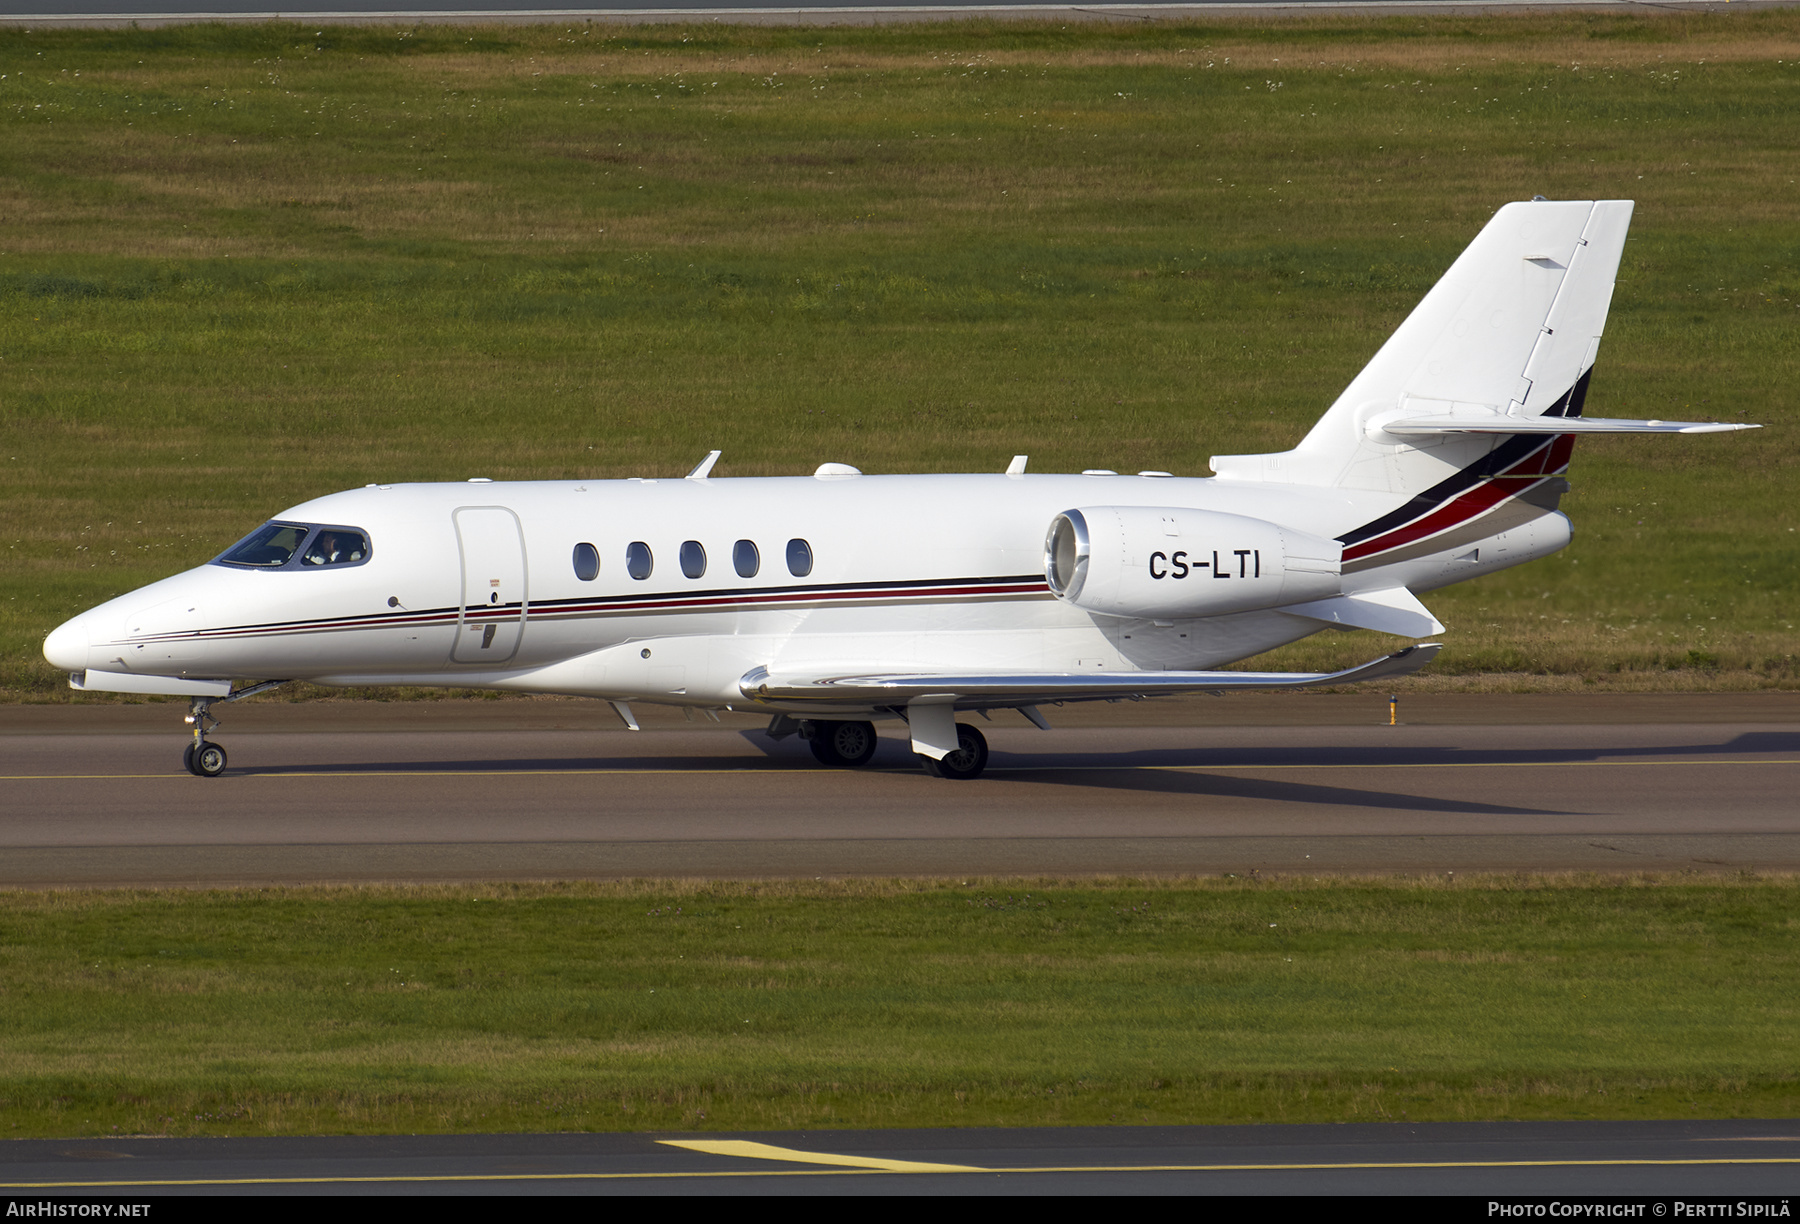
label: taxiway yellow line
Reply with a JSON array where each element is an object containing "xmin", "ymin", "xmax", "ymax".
[{"xmin": 4, "ymin": 1155, "xmax": 1798, "ymax": 1189}]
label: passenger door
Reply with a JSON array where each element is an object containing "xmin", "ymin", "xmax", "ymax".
[{"xmin": 452, "ymin": 506, "xmax": 527, "ymax": 664}]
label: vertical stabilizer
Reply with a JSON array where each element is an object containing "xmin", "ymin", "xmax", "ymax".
[{"xmin": 1211, "ymin": 199, "xmax": 1633, "ymax": 494}]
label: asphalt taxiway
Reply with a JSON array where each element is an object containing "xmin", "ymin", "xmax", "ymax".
[
  {"xmin": 3, "ymin": 694, "xmax": 1796, "ymax": 886},
  {"xmin": 2, "ymin": 1120, "xmax": 1797, "ymax": 1195}
]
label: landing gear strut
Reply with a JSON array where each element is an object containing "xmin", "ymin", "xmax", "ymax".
[
  {"xmin": 179, "ymin": 680, "xmax": 289, "ymax": 777},
  {"xmin": 183, "ymin": 699, "xmax": 228, "ymax": 777},
  {"xmin": 806, "ymin": 719, "xmax": 880, "ymax": 768},
  {"xmin": 918, "ymin": 722, "xmax": 989, "ymax": 781}
]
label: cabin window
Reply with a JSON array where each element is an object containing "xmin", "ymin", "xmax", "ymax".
[
  {"xmin": 572, "ymin": 542, "xmax": 600, "ymax": 582},
  {"xmin": 301, "ymin": 529, "xmax": 369, "ymax": 567},
  {"xmin": 626, "ymin": 541, "xmax": 653, "ymax": 581},
  {"xmin": 680, "ymin": 540, "xmax": 707, "ymax": 579},
  {"xmin": 786, "ymin": 538, "xmax": 813, "ymax": 578},
  {"xmin": 216, "ymin": 522, "xmax": 311, "ymax": 569},
  {"xmin": 733, "ymin": 539, "xmax": 760, "ymax": 579}
]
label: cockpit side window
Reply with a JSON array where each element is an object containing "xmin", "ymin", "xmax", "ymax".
[
  {"xmin": 215, "ymin": 523, "xmax": 311, "ymax": 569},
  {"xmin": 301, "ymin": 529, "xmax": 369, "ymax": 567},
  {"xmin": 212, "ymin": 522, "xmax": 373, "ymax": 571}
]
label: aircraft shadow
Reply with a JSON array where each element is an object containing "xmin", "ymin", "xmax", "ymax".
[
  {"xmin": 225, "ymin": 730, "xmax": 1792, "ymax": 817},
  {"xmin": 977, "ymin": 760, "xmax": 1571, "ymax": 815},
  {"xmin": 234, "ymin": 751, "xmax": 1564, "ymax": 816},
  {"xmin": 979, "ymin": 729, "xmax": 1800, "ymax": 773}
]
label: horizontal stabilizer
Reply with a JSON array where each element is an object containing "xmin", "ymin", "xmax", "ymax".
[
  {"xmin": 739, "ymin": 645, "xmax": 1440, "ymax": 707},
  {"xmin": 70, "ymin": 670, "xmax": 232, "ymax": 697},
  {"xmin": 1381, "ymin": 414, "xmax": 1758, "ymax": 437},
  {"xmin": 1278, "ymin": 588, "xmax": 1445, "ymax": 637}
]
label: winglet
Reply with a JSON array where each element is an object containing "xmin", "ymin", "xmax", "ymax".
[{"xmin": 686, "ymin": 450, "xmax": 722, "ymax": 480}]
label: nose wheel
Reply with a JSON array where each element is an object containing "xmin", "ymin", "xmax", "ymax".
[{"xmin": 183, "ymin": 739, "xmax": 228, "ymax": 777}]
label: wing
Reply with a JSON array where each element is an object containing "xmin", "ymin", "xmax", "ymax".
[{"xmin": 739, "ymin": 644, "xmax": 1440, "ymax": 707}]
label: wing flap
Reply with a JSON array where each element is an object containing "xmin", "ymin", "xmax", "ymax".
[{"xmin": 739, "ymin": 645, "xmax": 1441, "ymax": 707}]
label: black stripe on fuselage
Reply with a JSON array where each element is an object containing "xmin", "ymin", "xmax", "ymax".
[{"xmin": 1335, "ymin": 432, "xmax": 1557, "ymax": 548}]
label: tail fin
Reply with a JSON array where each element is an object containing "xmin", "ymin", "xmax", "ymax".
[{"xmin": 1211, "ymin": 199, "xmax": 1633, "ymax": 496}]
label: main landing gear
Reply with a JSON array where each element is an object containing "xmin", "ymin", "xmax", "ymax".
[
  {"xmin": 770, "ymin": 715, "xmax": 991, "ymax": 780},
  {"xmin": 917, "ymin": 722, "xmax": 988, "ymax": 781},
  {"xmin": 803, "ymin": 719, "xmax": 880, "ymax": 768},
  {"xmin": 179, "ymin": 680, "xmax": 288, "ymax": 777}
]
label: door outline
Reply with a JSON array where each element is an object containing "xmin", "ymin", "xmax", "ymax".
[{"xmin": 452, "ymin": 506, "xmax": 528, "ymax": 665}]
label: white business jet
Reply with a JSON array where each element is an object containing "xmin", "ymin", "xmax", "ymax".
[{"xmin": 43, "ymin": 199, "xmax": 1755, "ymax": 779}]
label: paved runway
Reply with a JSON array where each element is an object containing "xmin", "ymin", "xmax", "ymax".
[
  {"xmin": 3, "ymin": 1120, "xmax": 1797, "ymax": 1195},
  {"xmin": 4, "ymin": 696, "xmax": 1796, "ymax": 885}
]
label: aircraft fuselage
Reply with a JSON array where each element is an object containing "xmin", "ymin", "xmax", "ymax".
[{"xmin": 42, "ymin": 470, "xmax": 1567, "ymax": 711}]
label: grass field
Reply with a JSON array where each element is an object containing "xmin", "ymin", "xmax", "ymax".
[
  {"xmin": 1, "ymin": 13, "xmax": 1797, "ymax": 699},
  {"xmin": 0, "ymin": 876, "xmax": 1793, "ymax": 1137}
]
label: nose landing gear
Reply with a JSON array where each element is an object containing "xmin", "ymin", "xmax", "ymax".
[
  {"xmin": 183, "ymin": 700, "xmax": 228, "ymax": 777},
  {"xmin": 178, "ymin": 680, "xmax": 290, "ymax": 777}
]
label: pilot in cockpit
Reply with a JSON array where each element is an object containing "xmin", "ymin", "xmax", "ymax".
[{"xmin": 303, "ymin": 530, "xmax": 366, "ymax": 566}]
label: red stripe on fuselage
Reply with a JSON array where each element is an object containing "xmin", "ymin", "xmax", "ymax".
[{"xmin": 1342, "ymin": 437, "xmax": 1573, "ymax": 563}]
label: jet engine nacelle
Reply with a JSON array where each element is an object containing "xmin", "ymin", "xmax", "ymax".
[{"xmin": 1045, "ymin": 506, "xmax": 1342, "ymax": 620}]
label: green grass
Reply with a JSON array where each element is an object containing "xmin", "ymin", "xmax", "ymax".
[
  {"xmin": 1, "ymin": 14, "xmax": 1797, "ymax": 698},
  {"xmin": 1, "ymin": 876, "xmax": 1794, "ymax": 1136}
]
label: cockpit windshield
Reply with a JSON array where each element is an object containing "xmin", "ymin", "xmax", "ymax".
[
  {"xmin": 213, "ymin": 522, "xmax": 372, "ymax": 571},
  {"xmin": 216, "ymin": 523, "xmax": 310, "ymax": 568}
]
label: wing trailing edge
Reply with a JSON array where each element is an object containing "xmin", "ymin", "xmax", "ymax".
[{"xmin": 738, "ymin": 644, "xmax": 1441, "ymax": 707}]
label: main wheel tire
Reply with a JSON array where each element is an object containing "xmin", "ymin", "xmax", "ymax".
[
  {"xmin": 191, "ymin": 742, "xmax": 228, "ymax": 778},
  {"xmin": 917, "ymin": 723, "xmax": 988, "ymax": 781},
  {"xmin": 809, "ymin": 720, "xmax": 879, "ymax": 768}
]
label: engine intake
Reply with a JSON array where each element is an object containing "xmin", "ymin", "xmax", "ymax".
[{"xmin": 1045, "ymin": 506, "xmax": 1341, "ymax": 620}]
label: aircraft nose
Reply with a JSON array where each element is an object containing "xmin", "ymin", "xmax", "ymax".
[{"xmin": 43, "ymin": 615, "xmax": 90, "ymax": 673}]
